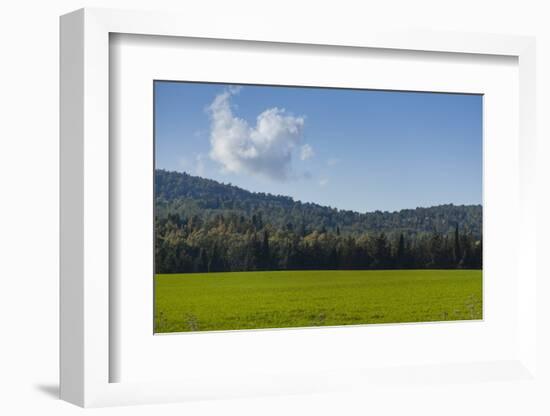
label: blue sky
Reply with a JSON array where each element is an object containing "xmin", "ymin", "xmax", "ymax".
[{"xmin": 155, "ymin": 81, "xmax": 482, "ymax": 213}]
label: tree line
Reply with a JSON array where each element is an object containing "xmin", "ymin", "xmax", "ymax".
[
  {"xmin": 155, "ymin": 212, "xmax": 482, "ymax": 273},
  {"xmin": 154, "ymin": 170, "xmax": 482, "ymax": 274}
]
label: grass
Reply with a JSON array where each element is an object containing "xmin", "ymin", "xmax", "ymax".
[{"xmin": 154, "ymin": 269, "xmax": 482, "ymax": 333}]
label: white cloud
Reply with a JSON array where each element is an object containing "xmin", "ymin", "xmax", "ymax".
[
  {"xmin": 300, "ymin": 144, "xmax": 314, "ymax": 161},
  {"xmin": 319, "ymin": 178, "xmax": 329, "ymax": 187},
  {"xmin": 327, "ymin": 158, "xmax": 341, "ymax": 167},
  {"xmin": 207, "ymin": 87, "xmax": 306, "ymax": 181}
]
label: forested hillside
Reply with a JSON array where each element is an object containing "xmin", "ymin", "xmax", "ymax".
[{"xmin": 155, "ymin": 169, "xmax": 482, "ymax": 273}]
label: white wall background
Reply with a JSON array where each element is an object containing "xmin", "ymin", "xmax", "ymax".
[{"xmin": 1, "ymin": 1, "xmax": 549, "ymax": 415}]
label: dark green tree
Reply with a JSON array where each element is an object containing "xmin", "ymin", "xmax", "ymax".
[{"xmin": 454, "ymin": 223, "xmax": 461, "ymax": 265}]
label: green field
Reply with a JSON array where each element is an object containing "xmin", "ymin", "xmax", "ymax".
[{"xmin": 154, "ymin": 269, "xmax": 482, "ymax": 333}]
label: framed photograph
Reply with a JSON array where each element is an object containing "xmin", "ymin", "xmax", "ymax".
[
  {"xmin": 152, "ymin": 81, "xmax": 483, "ymax": 333},
  {"xmin": 60, "ymin": 8, "xmax": 539, "ymax": 408}
]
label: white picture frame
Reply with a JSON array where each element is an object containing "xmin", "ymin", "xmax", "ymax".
[{"xmin": 60, "ymin": 7, "xmax": 538, "ymax": 408}]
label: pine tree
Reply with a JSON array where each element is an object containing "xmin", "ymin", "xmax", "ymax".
[
  {"xmin": 397, "ymin": 233, "xmax": 405, "ymax": 266},
  {"xmin": 261, "ymin": 230, "xmax": 270, "ymax": 269},
  {"xmin": 373, "ymin": 233, "xmax": 390, "ymax": 268},
  {"xmin": 454, "ymin": 223, "xmax": 461, "ymax": 266}
]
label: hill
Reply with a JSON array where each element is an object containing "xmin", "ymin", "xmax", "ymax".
[
  {"xmin": 154, "ymin": 170, "xmax": 482, "ymax": 273},
  {"xmin": 155, "ymin": 169, "xmax": 482, "ymax": 239}
]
